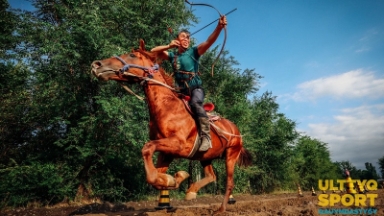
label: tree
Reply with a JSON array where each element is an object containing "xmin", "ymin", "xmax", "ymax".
[
  {"xmin": 0, "ymin": 0, "xmax": 194, "ymax": 206},
  {"xmin": 361, "ymin": 162, "xmax": 379, "ymax": 180},
  {"xmin": 205, "ymin": 50, "xmax": 264, "ymax": 194},
  {"xmin": 2, "ymin": 0, "xmax": 353, "ymax": 207},
  {"xmin": 0, "ymin": 0, "xmax": 33, "ymax": 165},
  {"xmin": 334, "ymin": 161, "xmax": 362, "ymax": 179},
  {"xmin": 0, "ymin": 0, "xmax": 18, "ymax": 59},
  {"xmin": 292, "ymin": 136, "xmax": 339, "ymax": 190},
  {"xmin": 246, "ymin": 92, "xmax": 299, "ymax": 193},
  {"xmin": 378, "ymin": 156, "xmax": 384, "ymax": 179}
]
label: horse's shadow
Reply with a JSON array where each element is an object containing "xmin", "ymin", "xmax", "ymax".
[{"xmin": 67, "ymin": 202, "xmax": 162, "ymax": 216}]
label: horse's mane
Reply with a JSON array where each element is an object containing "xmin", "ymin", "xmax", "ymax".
[
  {"xmin": 135, "ymin": 49, "xmax": 175, "ymax": 88},
  {"xmin": 158, "ymin": 68, "xmax": 175, "ymax": 89}
]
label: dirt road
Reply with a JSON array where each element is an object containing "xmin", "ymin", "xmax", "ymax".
[{"xmin": 2, "ymin": 190, "xmax": 383, "ymax": 216}]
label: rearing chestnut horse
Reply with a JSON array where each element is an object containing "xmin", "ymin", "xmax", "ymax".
[{"xmin": 91, "ymin": 40, "xmax": 252, "ymax": 213}]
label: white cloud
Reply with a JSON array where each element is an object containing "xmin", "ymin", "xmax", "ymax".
[
  {"xmin": 355, "ymin": 46, "xmax": 370, "ymax": 53},
  {"xmin": 305, "ymin": 104, "xmax": 384, "ymax": 170},
  {"xmin": 354, "ymin": 28, "xmax": 380, "ymax": 53},
  {"xmin": 279, "ymin": 69, "xmax": 384, "ymax": 170},
  {"xmin": 358, "ymin": 28, "xmax": 379, "ymax": 42},
  {"xmin": 290, "ymin": 69, "xmax": 384, "ymax": 101},
  {"xmin": 259, "ymin": 81, "xmax": 268, "ymax": 89}
]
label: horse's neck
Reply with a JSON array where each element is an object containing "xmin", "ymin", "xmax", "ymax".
[
  {"xmin": 143, "ymin": 73, "xmax": 184, "ymax": 118},
  {"xmin": 142, "ymin": 71, "xmax": 196, "ymax": 139}
]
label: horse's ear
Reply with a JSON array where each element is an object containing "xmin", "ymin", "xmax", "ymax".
[{"xmin": 139, "ymin": 39, "xmax": 145, "ymax": 51}]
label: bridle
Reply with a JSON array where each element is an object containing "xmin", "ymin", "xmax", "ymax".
[
  {"xmin": 114, "ymin": 55, "xmax": 159, "ymax": 78},
  {"xmin": 113, "ymin": 55, "xmax": 176, "ymax": 100}
]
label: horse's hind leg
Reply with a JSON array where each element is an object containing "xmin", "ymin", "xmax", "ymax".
[
  {"xmin": 185, "ymin": 160, "xmax": 216, "ymax": 200},
  {"xmin": 215, "ymin": 146, "xmax": 240, "ymax": 214}
]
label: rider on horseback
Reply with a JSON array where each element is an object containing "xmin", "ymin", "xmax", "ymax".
[{"xmin": 151, "ymin": 16, "xmax": 227, "ymax": 152}]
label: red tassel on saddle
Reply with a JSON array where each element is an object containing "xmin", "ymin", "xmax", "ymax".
[
  {"xmin": 203, "ymin": 102, "xmax": 215, "ymax": 112},
  {"xmin": 181, "ymin": 96, "xmax": 214, "ymax": 112},
  {"xmin": 183, "ymin": 95, "xmax": 191, "ymax": 101}
]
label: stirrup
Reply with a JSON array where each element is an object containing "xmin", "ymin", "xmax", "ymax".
[{"xmin": 198, "ymin": 137, "xmax": 212, "ymax": 152}]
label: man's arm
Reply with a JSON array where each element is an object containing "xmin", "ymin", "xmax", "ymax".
[
  {"xmin": 151, "ymin": 44, "xmax": 171, "ymax": 52},
  {"xmin": 151, "ymin": 40, "xmax": 180, "ymax": 60},
  {"xmin": 197, "ymin": 16, "xmax": 227, "ymax": 56},
  {"xmin": 150, "ymin": 45, "xmax": 170, "ymax": 60}
]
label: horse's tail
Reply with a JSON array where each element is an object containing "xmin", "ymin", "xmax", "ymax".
[{"xmin": 237, "ymin": 147, "xmax": 252, "ymax": 167}]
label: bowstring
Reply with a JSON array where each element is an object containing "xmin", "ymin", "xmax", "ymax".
[
  {"xmin": 166, "ymin": 25, "xmax": 211, "ymax": 75},
  {"xmin": 173, "ymin": 3, "xmax": 213, "ymax": 75}
]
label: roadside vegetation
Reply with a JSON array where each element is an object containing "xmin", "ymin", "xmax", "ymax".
[{"xmin": 1, "ymin": 0, "xmax": 383, "ymax": 209}]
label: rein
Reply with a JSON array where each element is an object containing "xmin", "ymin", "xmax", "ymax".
[{"xmin": 114, "ymin": 55, "xmax": 241, "ymax": 138}]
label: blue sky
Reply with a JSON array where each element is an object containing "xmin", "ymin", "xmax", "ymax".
[
  {"xmin": 186, "ymin": 0, "xmax": 384, "ymax": 172},
  {"xmin": 9, "ymin": 1, "xmax": 384, "ymax": 172}
]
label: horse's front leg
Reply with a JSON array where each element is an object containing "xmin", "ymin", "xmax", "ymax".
[
  {"xmin": 142, "ymin": 138, "xmax": 189, "ymax": 189},
  {"xmin": 156, "ymin": 152, "xmax": 173, "ymax": 173},
  {"xmin": 156, "ymin": 152, "xmax": 190, "ymax": 189}
]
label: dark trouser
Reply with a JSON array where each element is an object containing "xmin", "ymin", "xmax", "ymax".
[
  {"xmin": 189, "ymin": 88, "xmax": 208, "ymax": 118},
  {"xmin": 189, "ymin": 88, "xmax": 211, "ymax": 151}
]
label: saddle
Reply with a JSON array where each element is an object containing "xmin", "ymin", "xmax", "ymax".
[
  {"xmin": 180, "ymin": 95, "xmax": 221, "ymax": 122},
  {"xmin": 180, "ymin": 95, "xmax": 225, "ymax": 158}
]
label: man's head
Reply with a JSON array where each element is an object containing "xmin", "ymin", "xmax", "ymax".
[{"xmin": 176, "ymin": 29, "xmax": 190, "ymax": 49}]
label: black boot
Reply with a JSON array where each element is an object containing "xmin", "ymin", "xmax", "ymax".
[{"xmin": 198, "ymin": 117, "xmax": 212, "ymax": 151}]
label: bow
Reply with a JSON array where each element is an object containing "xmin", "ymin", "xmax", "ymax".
[{"xmin": 185, "ymin": 0, "xmax": 227, "ymax": 77}]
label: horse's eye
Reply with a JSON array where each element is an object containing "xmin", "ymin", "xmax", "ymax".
[{"xmin": 129, "ymin": 53, "xmax": 136, "ymax": 58}]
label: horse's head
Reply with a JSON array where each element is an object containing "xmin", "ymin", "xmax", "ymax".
[{"xmin": 91, "ymin": 40, "xmax": 158, "ymax": 82}]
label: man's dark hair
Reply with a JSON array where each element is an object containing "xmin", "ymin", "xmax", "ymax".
[{"xmin": 177, "ymin": 29, "xmax": 190, "ymax": 38}]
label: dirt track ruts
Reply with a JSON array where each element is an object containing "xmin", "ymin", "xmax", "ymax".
[{"xmin": 2, "ymin": 190, "xmax": 383, "ymax": 216}]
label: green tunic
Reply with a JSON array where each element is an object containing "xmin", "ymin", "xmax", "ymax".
[{"xmin": 168, "ymin": 47, "xmax": 202, "ymax": 95}]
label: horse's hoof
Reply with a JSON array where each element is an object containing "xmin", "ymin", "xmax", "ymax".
[
  {"xmin": 175, "ymin": 171, "xmax": 189, "ymax": 182},
  {"xmin": 213, "ymin": 209, "xmax": 225, "ymax": 215},
  {"xmin": 185, "ymin": 192, "xmax": 197, "ymax": 200},
  {"xmin": 212, "ymin": 205, "xmax": 225, "ymax": 215},
  {"xmin": 165, "ymin": 174, "xmax": 176, "ymax": 187}
]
